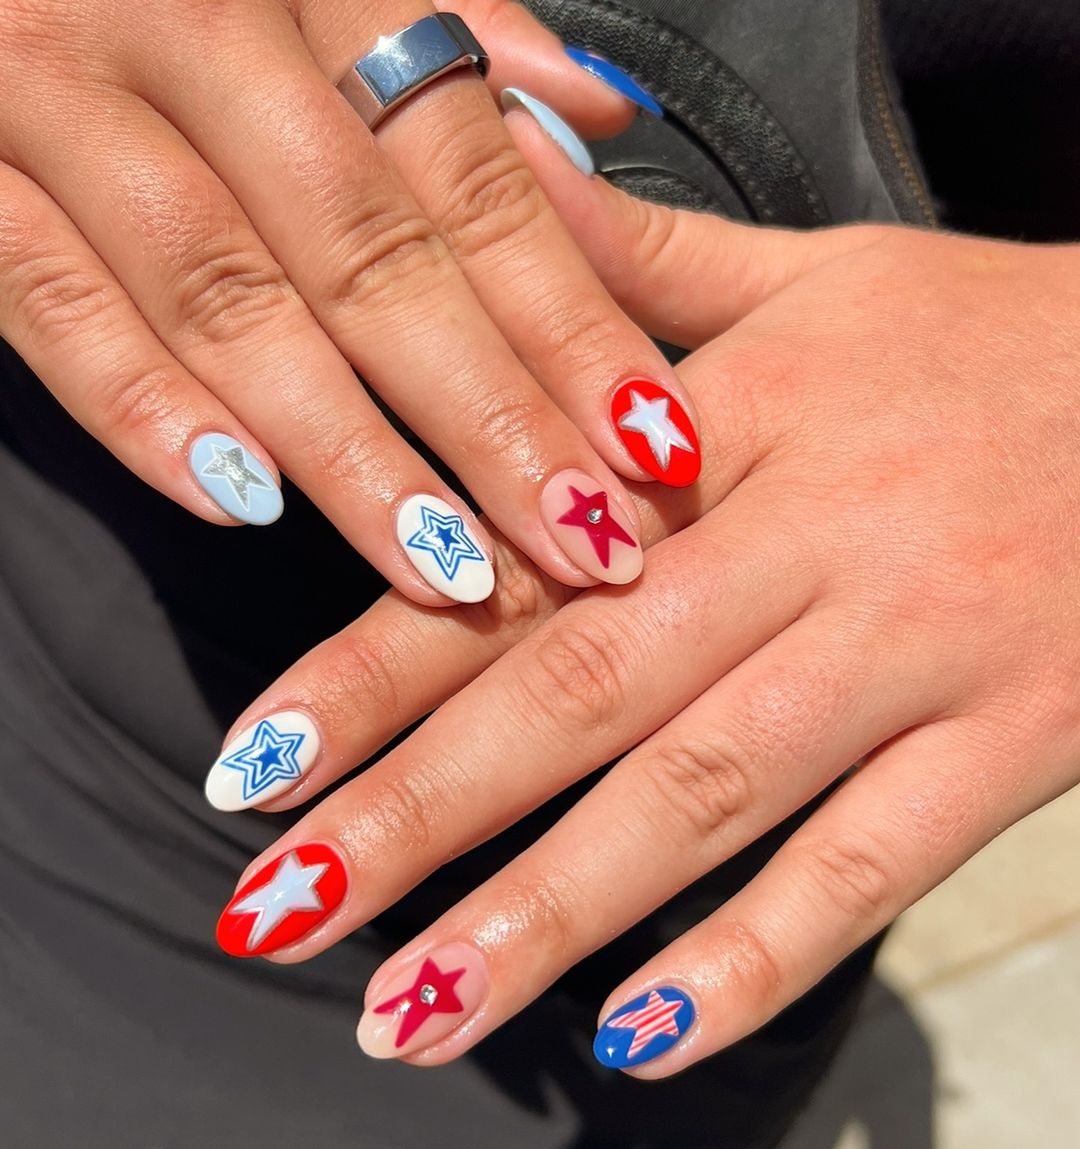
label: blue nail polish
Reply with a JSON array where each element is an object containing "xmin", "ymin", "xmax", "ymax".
[
  {"xmin": 593, "ymin": 986, "xmax": 694, "ymax": 1069},
  {"xmin": 500, "ymin": 89, "xmax": 595, "ymax": 177},
  {"xmin": 565, "ymin": 47, "xmax": 663, "ymax": 117},
  {"xmin": 189, "ymin": 432, "xmax": 283, "ymax": 526}
]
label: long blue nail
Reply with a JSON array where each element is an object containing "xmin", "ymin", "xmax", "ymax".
[
  {"xmin": 190, "ymin": 432, "xmax": 283, "ymax": 525},
  {"xmin": 565, "ymin": 47, "xmax": 663, "ymax": 117},
  {"xmin": 500, "ymin": 89, "xmax": 595, "ymax": 177},
  {"xmin": 593, "ymin": 987, "xmax": 695, "ymax": 1069}
]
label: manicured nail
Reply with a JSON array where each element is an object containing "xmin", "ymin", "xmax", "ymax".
[
  {"xmin": 396, "ymin": 494, "xmax": 495, "ymax": 603},
  {"xmin": 594, "ymin": 987, "xmax": 695, "ymax": 1069},
  {"xmin": 216, "ymin": 842, "xmax": 347, "ymax": 957},
  {"xmin": 357, "ymin": 942, "xmax": 489, "ymax": 1058},
  {"xmin": 204, "ymin": 710, "xmax": 320, "ymax": 812},
  {"xmin": 611, "ymin": 379, "xmax": 701, "ymax": 487},
  {"xmin": 190, "ymin": 432, "xmax": 283, "ymax": 525},
  {"xmin": 565, "ymin": 46, "xmax": 663, "ymax": 117},
  {"xmin": 500, "ymin": 88, "xmax": 595, "ymax": 177},
  {"xmin": 540, "ymin": 469, "xmax": 642, "ymax": 585}
]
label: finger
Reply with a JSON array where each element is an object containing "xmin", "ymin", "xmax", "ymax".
[
  {"xmin": 3, "ymin": 85, "xmax": 504, "ymax": 604},
  {"xmin": 0, "ymin": 160, "xmax": 280, "ymax": 525},
  {"xmin": 594, "ymin": 715, "xmax": 1075, "ymax": 1079},
  {"xmin": 507, "ymin": 110, "xmax": 892, "ymax": 347},
  {"xmin": 351, "ymin": 609, "xmax": 940, "ymax": 1062},
  {"xmin": 213, "ymin": 474, "xmax": 820, "ymax": 956},
  {"xmin": 116, "ymin": 2, "xmax": 646, "ymax": 582},
  {"xmin": 431, "ymin": 0, "xmax": 644, "ymax": 134},
  {"xmin": 204, "ymin": 529, "xmax": 573, "ymax": 813}
]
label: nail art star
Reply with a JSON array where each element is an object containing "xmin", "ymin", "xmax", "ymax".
[
  {"xmin": 405, "ymin": 505, "xmax": 485, "ymax": 581},
  {"xmin": 374, "ymin": 957, "xmax": 466, "ymax": 1048},
  {"xmin": 617, "ymin": 389, "xmax": 695, "ymax": 471},
  {"xmin": 219, "ymin": 719, "xmax": 306, "ymax": 802},
  {"xmin": 200, "ymin": 444, "xmax": 272, "ymax": 510},
  {"xmin": 228, "ymin": 852, "xmax": 329, "ymax": 952},
  {"xmin": 607, "ymin": 990, "xmax": 685, "ymax": 1059},
  {"xmin": 556, "ymin": 487, "xmax": 637, "ymax": 569}
]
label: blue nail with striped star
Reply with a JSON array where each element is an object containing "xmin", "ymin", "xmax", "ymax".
[
  {"xmin": 189, "ymin": 432, "xmax": 283, "ymax": 525},
  {"xmin": 565, "ymin": 47, "xmax": 663, "ymax": 117},
  {"xmin": 593, "ymin": 986, "xmax": 695, "ymax": 1069}
]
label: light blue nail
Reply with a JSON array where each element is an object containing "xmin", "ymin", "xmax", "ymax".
[
  {"xmin": 500, "ymin": 88, "xmax": 595, "ymax": 178},
  {"xmin": 565, "ymin": 46, "xmax": 663, "ymax": 117},
  {"xmin": 189, "ymin": 432, "xmax": 283, "ymax": 526}
]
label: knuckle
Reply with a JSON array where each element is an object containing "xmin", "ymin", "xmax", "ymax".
[
  {"xmin": 460, "ymin": 384, "xmax": 544, "ymax": 459},
  {"xmin": 319, "ymin": 203, "xmax": 445, "ymax": 312},
  {"xmin": 170, "ymin": 245, "xmax": 295, "ymax": 344},
  {"xmin": 439, "ymin": 140, "xmax": 547, "ymax": 260},
  {"xmin": 8, "ymin": 256, "xmax": 117, "ymax": 344},
  {"xmin": 476, "ymin": 552, "xmax": 547, "ymax": 631},
  {"xmin": 93, "ymin": 364, "xmax": 182, "ymax": 440},
  {"xmin": 712, "ymin": 920, "xmax": 785, "ymax": 1008},
  {"xmin": 363, "ymin": 769, "xmax": 440, "ymax": 856},
  {"xmin": 803, "ymin": 838, "xmax": 895, "ymax": 924},
  {"xmin": 320, "ymin": 632, "xmax": 402, "ymax": 721},
  {"xmin": 526, "ymin": 622, "xmax": 626, "ymax": 729},
  {"xmin": 498, "ymin": 874, "xmax": 577, "ymax": 958},
  {"xmin": 638, "ymin": 736, "xmax": 755, "ymax": 841},
  {"xmin": 299, "ymin": 415, "xmax": 381, "ymax": 487}
]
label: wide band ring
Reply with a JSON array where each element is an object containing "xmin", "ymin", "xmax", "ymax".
[{"xmin": 337, "ymin": 13, "xmax": 490, "ymax": 130}]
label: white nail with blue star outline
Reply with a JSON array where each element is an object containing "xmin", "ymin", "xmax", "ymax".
[
  {"xmin": 205, "ymin": 710, "xmax": 320, "ymax": 812},
  {"xmin": 395, "ymin": 494, "xmax": 495, "ymax": 603},
  {"xmin": 190, "ymin": 431, "xmax": 283, "ymax": 525}
]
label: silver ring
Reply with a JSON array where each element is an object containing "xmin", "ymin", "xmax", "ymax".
[{"xmin": 337, "ymin": 13, "xmax": 489, "ymax": 130}]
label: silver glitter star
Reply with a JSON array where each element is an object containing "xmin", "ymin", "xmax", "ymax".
[
  {"xmin": 617, "ymin": 390, "xmax": 695, "ymax": 471},
  {"xmin": 229, "ymin": 853, "xmax": 328, "ymax": 951},
  {"xmin": 201, "ymin": 444, "xmax": 272, "ymax": 510}
]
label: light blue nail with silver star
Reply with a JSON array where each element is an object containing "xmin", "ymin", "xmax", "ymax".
[
  {"xmin": 205, "ymin": 710, "xmax": 320, "ymax": 812},
  {"xmin": 396, "ymin": 494, "xmax": 495, "ymax": 603},
  {"xmin": 500, "ymin": 88, "xmax": 595, "ymax": 177},
  {"xmin": 189, "ymin": 432, "xmax": 283, "ymax": 525}
]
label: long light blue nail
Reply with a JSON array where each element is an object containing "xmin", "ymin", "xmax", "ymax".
[
  {"xmin": 190, "ymin": 432, "xmax": 283, "ymax": 526},
  {"xmin": 565, "ymin": 46, "xmax": 663, "ymax": 117},
  {"xmin": 500, "ymin": 88, "xmax": 595, "ymax": 178}
]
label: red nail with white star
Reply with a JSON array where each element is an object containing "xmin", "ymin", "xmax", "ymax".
[
  {"xmin": 216, "ymin": 842, "xmax": 348, "ymax": 958},
  {"xmin": 611, "ymin": 379, "xmax": 701, "ymax": 487},
  {"xmin": 356, "ymin": 943, "xmax": 489, "ymax": 1059},
  {"xmin": 540, "ymin": 469, "xmax": 643, "ymax": 585}
]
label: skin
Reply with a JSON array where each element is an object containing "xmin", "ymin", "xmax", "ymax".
[
  {"xmin": 0, "ymin": 0, "xmax": 698, "ymax": 601},
  {"xmin": 224, "ymin": 117, "xmax": 1080, "ymax": 1076}
]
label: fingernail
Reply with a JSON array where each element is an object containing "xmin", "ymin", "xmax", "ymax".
[
  {"xmin": 204, "ymin": 710, "xmax": 320, "ymax": 812},
  {"xmin": 357, "ymin": 942, "xmax": 489, "ymax": 1058},
  {"xmin": 500, "ymin": 88, "xmax": 595, "ymax": 177},
  {"xmin": 396, "ymin": 494, "xmax": 495, "ymax": 603},
  {"xmin": 594, "ymin": 987, "xmax": 695, "ymax": 1069},
  {"xmin": 216, "ymin": 842, "xmax": 348, "ymax": 957},
  {"xmin": 565, "ymin": 46, "xmax": 663, "ymax": 117},
  {"xmin": 190, "ymin": 432, "xmax": 283, "ymax": 525},
  {"xmin": 540, "ymin": 469, "xmax": 642, "ymax": 585},
  {"xmin": 611, "ymin": 379, "xmax": 701, "ymax": 487}
]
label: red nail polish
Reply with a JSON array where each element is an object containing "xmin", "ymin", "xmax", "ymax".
[
  {"xmin": 216, "ymin": 842, "xmax": 348, "ymax": 957},
  {"xmin": 611, "ymin": 379, "xmax": 701, "ymax": 487}
]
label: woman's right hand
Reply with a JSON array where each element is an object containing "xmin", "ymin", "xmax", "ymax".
[{"xmin": 0, "ymin": 0, "xmax": 698, "ymax": 602}]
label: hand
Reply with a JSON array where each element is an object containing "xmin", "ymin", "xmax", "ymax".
[
  {"xmin": 0, "ymin": 0, "xmax": 695, "ymax": 604},
  {"xmin": 211, "ymin": 146, "xmax": 1080, "ymax": 1077}
]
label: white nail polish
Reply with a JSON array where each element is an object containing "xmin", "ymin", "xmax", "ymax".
[
  {"xmin": 205, "ymin": 710, "xmax": 320, "ymax": 812},
  {"xmin": 500, "ymin": 88, "xmax": 596, "ymax": 177},
  {"xmin": 395, "ymin": 495, "xmax": 495, "ymax": 603}
]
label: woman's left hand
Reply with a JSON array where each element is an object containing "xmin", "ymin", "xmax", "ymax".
[{"xmin": 212, "ymin": 142, "xmax": 1080, "ymax": 1076}]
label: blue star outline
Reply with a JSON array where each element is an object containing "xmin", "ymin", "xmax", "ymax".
[
  {"xmin": 219, "ymin": 719, "xmax": 307, "ymax": 802},
  {"xmin": 405, "ymin": 505, "xmax": 485, "ymax": 581}
]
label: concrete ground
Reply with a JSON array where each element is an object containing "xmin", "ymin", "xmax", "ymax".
[{"xmin": 779, "ymin": 784, "xmax": 1080, "ymax": 1149}]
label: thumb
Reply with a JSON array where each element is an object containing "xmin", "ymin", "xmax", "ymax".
[{"xmin": 504, "ymin": 103, "xmax": 887, "ymax": 347}]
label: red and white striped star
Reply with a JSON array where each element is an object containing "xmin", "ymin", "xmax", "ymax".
[{"xmin": 607, "ymin": 990, "xmax": 684, "ymax": 1058}]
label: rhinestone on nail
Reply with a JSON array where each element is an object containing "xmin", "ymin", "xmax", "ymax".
[
  {"xmin": 419, "ymin": 984, "xmax": 438, "ymax": 1005},
  {"xmin": 586, "ymin": 507, "xmax": 603, "ymax": 525}
]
